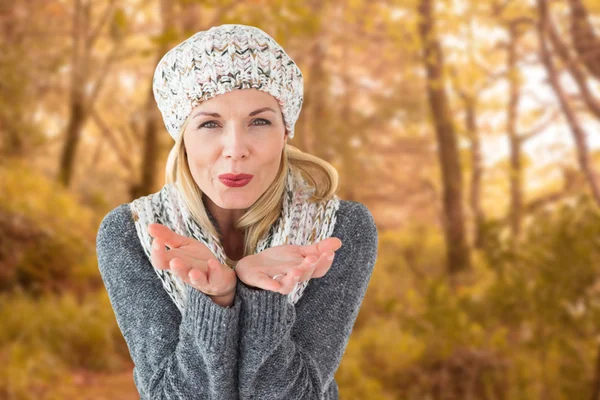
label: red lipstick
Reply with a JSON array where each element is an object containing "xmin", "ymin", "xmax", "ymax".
[{"xmin": 218, "ymin": 173, "xmax": 253, "ymax": 188}]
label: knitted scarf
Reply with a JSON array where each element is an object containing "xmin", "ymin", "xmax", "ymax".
[{"xmin": 129, "ymin": 167, "xmax": 340, "ymax": 313}]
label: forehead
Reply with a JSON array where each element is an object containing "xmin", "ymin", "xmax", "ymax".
[{"xmin": 193, "ymin": 88, "xmax": 279, "ymax": 112}]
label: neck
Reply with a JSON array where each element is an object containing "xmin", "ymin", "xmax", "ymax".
[{"xmin": 204, "ymin": 195, "xmax": 246, "ymax": 260}]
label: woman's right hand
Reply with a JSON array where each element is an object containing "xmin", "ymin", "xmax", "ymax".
[{"xmin": 148, "ymin": 223, "xmax": 237, "ymax": 298}]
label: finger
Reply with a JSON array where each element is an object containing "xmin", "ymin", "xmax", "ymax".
[
  {"xmin": 148, "ymin": 223, "xmax": 191, "ymax": 249},
  {"xmin": 206, "ymin": 259, "xmax": 221, "ymax": 287},
  {"xmin": 189, "ymin": 267, "xmax": 208, "ymax": 288},
  {"xmin": 151, "ymin": 238, "xmax": 170, "ymax": 270},
  {"xmin": 310, "ymin": 251, "xmax": 335, "ymax": 279},
  {"xmin": 171, "ymin": 257, "xmax": 210, "ymax": 281},
  {"xmin": 255, "ymin": 272, "xmax": 282, "ymax": 292},
  {"xmin": 297, "ymin": 237, "xmax": 342, "ymax": 257},
  {"xmin": 317, "ymin": 237, "xmax": 342, "ymax": 253},
  {"xmin": 164, "ymin": 248, "xmax": 208, "ymax": 270},
  {"xmin": 273, "ymin": 258, "xmax": 314, "ymax": 286},
  {"xmin": 202, "ymin": 260, "xmax": 237, "ymax": 296},
  {"xmin": 277, "ymin": 268, "xmax": 303, "ymax": 295},
  {"xmin": 170, "ymin": 258, "xmax": 192, "ymax": 281},
  {"xmin": 296, "ymin": 256, "xmax": 318, "ymax": 282}
]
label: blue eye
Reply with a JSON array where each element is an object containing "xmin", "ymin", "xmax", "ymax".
[{"xmin": 197, "ymin": 119, "xmax": 271, "ymax": 129}]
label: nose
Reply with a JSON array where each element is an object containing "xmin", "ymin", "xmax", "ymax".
[{"xmin": 222, "ymin": 124, "xmax": 249, "ymax": 160}]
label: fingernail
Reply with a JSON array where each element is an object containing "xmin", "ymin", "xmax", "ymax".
[
  {"xmin": 153, "ymin": 241, "xmax": 160, "ymax": 250},
  {"xmin": 327, "ymin": 252, "xmax": 334, "ymax": 261}
]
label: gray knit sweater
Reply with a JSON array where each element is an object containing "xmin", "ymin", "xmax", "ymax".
[{"xmin": 95, "ymin": 199, "xmax": 378, "ymax": 400}]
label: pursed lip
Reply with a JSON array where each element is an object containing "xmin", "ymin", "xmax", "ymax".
[{"xmin": 218, "ymin": 173, "xmax": 254, "ymax": 180}]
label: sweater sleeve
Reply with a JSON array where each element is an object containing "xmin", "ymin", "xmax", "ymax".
[
  {"xmin": 96, "ymin": 203, "xmax": 242, "ymax": 400},
  {"xmin": 235, "ymin": 201, "xmax": 379, "ymax": 400}
]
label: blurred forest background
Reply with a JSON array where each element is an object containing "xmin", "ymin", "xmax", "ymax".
[{"xmin": 2, "ymin": 0, "xmax": 600, "ymax": 399}]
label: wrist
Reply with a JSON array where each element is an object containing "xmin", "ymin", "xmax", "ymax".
[
  {"xmin": 209, "ymin": 291, "xmax": 235, "ymax": 307},
  {"xmin": 211, "ymin": 289, "xmax": 235, "ymax": 298},
  {"xmin": 233, "ymin": 257, "xmax": 260, "ymax": 289},
  {"xmin": 207, "ymin": 284, "xmax": 236, "ymax": 307}
]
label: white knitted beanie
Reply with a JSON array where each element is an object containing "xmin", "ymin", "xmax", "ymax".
[{"xmin": 152, "ymin": 24, "xmax": 304, "ymax": 141}]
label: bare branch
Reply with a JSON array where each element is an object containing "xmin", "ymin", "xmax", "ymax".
[
  {"xmin": 85, "ymin": 44, "xmax": 122, "ymax": 113},
  {"xmin": 88, "ymin": 0, "xmax": 117, "ymax": 48},
  {"xmin": 538, "ymin": 0, "xmax": 600, "ymax": 206},
  {"xmin": 545, "ymin": 5, "xmax": 600, "ymax": 118},
  {"xmin": 519, "ymin": 108, "xmax": 562, "ymax": 142},
  {"xmin": 491, "ymin": 0, "xmax": 515, "ymax": 17},
  {"xmin": 90, "ymin": 107, "xmax": 134, "ymax": 172}
]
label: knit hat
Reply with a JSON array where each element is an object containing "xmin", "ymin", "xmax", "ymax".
[{"xmin": 152, "ymin": 24, "xmax": 304, "ymax": 141}]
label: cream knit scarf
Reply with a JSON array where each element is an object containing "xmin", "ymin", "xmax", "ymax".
[{"xmin": 129, "ymin": 167, "xmax": 340, "ymax": 313}]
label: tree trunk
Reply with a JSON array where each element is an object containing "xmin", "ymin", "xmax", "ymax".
[
  {"xmin": 507, "ymin": 24, "xmax": 524, "ymax": 244},
  {"xmin": 58, "ymin": 0, "xmax": 117, "ymax": 187},
  {"xmin": 58, "ymin": 0, "xmax": 88, "ymax": 187},
  {"xmin": 567, "ymin": 0, "xmax": 600, "ymax": 80},
  {"xmin": 339, "ymin": 29, "xmax": 357, "ymax": 201},
  {"xmin": 417, "ymin": 0, "xmax": 471, "ymax": 282},
  {"xmin": 463, "ymin": 97, "xmax": 485, "ymax": 249},
  {"xmin": 131, "ymin": 0, "xmax": 175, "ymax": 199},
  {"xmin": 132, "ymin": 83, "xmax": 161, "ymax": 198},
  {"xmin": 58, "ymin": 98, "xmax": 86, "ymax": 186},
  {"xmin": 538, "ymin": 0, "xmax": 600, "ymax": 207},
  {"xmin": 544, "ymin": 7, "xmax": 600, "ymax": 119},
  {"xmin": 307, "ymin": 40, "xmax": 327, "ymax": 158}
]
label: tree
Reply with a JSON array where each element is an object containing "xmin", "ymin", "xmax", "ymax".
[
  {"xmin": 58, "ymin": 0, "xmax": 124, "ymax": 187},
  {"xmin": 417, "ymin": 0, "xmax": 472, "ymax": 283},
  {"xmin": 537, "ymin": 0, "xmax": 600, "ymax": 207}
]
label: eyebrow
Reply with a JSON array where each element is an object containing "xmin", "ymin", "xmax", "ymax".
[{"xmin": 192, "ymin": 107, "xmax": 276, "ymax": 119}]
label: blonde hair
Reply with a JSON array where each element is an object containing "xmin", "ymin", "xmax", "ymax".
[{"xmin": 164, "ymin": 114, "xmax": 340, "ymax": 269}]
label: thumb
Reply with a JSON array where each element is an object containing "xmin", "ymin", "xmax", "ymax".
[
  {"xmin": 148, "ymin": 223, "xmax": 190, "ymax": 249},
  {"xmin": 207, "ymin": 259, "xmax": 227, "ymax": 286}
]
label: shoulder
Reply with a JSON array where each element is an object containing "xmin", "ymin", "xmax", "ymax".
[
  {"xmin": 96, "ymin": 202, "xmax": 161, "ymax": 292},
  {"xmin": 334, "ymin": 200, "xmax": 378, "ymax": 244},
  {"xmin": 96, "ymin": 203, "xmax": 145, "ymax": 278},
  {"xmin": 335, "ymin": 200, "xmax": 377, "ymax": 236},
  {"xmin": 96, "ymin": 203, "xmax": 137, "ymax": 247},
  {"xmin": 331, "ymin": 199, "xmax": 379, "ymax": 264}
]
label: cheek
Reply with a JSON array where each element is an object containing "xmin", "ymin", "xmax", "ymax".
[
  {"xmin": 261, "ymin": 146, "xmax": 284, "ymax": 176},
  {"xmin": 185, "ymin": 134, "xmax": 216, "ymax": 159},
  {"xmin": 262, "ymin": 136, "xmax": 285, "ymax": 157},
  {"xmin": 185, "ymin": 146, "xmax": 213, "ymax": 175},
  {"xmin": 255, "ymin": 145, "xmax": 282, "ymax": 169}
]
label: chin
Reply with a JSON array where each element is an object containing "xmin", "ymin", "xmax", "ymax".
[{"xmin": 217, "ymin": 193, "xmax": 256, "ymax": 209}]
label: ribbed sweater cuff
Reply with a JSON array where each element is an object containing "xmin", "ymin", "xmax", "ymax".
[
  {"xmin": 182, "ymin": 285, "xmax": 241, "ymax": 351},
  {"xmin": 237, "ymin": 281, "xmax": 295, "ymax": 340}
]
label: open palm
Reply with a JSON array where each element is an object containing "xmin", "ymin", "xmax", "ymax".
[
  {"xmin": 147, "ymin": 223, "xmax": 237, "ymax": 297},
  {"xmin": 236, "ymin": 237, "xmax": 342, "ymax": 294}
]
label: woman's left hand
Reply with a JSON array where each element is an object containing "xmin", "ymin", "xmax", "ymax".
[{"xmin": 235, "ymin": 237, "xmax": 342, "ymax": 294}]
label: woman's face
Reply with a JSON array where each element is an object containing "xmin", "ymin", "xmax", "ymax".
[{"xmin": 183, "ymin": 88, "xmax": 288, "ymax": 210}]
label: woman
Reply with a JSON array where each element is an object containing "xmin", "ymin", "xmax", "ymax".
[{"xmin": 96, "ymin": 24, "xmax": 378, "ymax": 400}]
